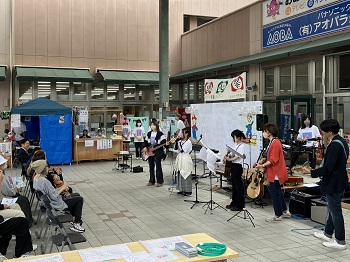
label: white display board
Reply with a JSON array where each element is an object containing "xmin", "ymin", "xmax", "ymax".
[{"xmin": 190, "ymin": 101, "xmax": 264, "ymax": 167}]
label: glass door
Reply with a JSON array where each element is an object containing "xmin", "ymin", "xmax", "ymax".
[{"xmin": 277, "ymin": 95, "xmax": 312, "ymax": 139}]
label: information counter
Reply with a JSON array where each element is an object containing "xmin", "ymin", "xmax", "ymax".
[{"xmin": 73, "ymin": 138, "xmax": 123, "ymax": 164}]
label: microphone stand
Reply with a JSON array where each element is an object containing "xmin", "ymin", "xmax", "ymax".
[{"xmin": 184, "ymin": 135, "xmax": 207, "ymax": 209}]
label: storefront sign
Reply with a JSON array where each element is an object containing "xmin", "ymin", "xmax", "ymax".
[
  {"xmin": 262, "ymin": 0, "xmax": 339, "ymax": 26},
  {"xmin": 263, "ymin": 0, "xmax": 350, "ymax": 48},
  {"xmin": 204, "ymin": 73, "xmax": 246, "ymax": 102}
]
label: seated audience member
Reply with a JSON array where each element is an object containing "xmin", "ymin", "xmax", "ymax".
[
  {"xmin": 0, "ymin": 155, "xmax": 33, "ymax": 227},
  {"xmin": 27, "ymin": 150, "xmax": 64, "ymax": 185},
  {"xmin": 32, "ymin": 160, "xmax": 85, "ymax": 233},
  {"xmin": 0, "ymin": 169, "xmax": 36, "ymax": 259},
  {"xmin": 79, "ymin": 129, "xmax": 91, "ymax": 138}
]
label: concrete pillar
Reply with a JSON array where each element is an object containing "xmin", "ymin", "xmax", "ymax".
[{"xmin": 159, "ymin": 0, "xmax": 169, "ymax": 119}]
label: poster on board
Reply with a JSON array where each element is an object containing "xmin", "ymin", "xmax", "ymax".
[{"xmin": 191, "ymin": 101, "xmax": 263, "ymax": 167}]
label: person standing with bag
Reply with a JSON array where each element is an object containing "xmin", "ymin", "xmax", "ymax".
[{"xmin": 301, "ymin": 119, "xmax": 349, "ymax": 250}]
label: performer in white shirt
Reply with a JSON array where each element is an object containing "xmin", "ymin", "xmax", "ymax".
[
  {"xmin": 223, "ymin": 130, "xmax": 246, "ymax": 211},
  {"xmin": 167, "ymin": 128, "xmax": 193, "ymax": 196},
  {"xmin": 175, "ymin": 114, "xmax": 185, "ymax": 138},
  {"xmin": 290, "ymin": 115, "xmax": 321, "ymax": 169}
]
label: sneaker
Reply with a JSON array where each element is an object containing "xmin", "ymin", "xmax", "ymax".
[
  {"xmin": 19, "ymin": 252, "xmax": 34, "ymax": 258},
  {"xmin": 322, "ymin": 239, "xmax": 346, "ymax": 250},
  {"xmin": 32, "ymin": 244, "xmax": 38, "ymax": 251},
  {"xmin": 69, "ymin": 223, "xmax": 85, "ymax": 233},
  {"xmin": 314, "ymin": 231, "xmax": 332, "ymax": 242},
  {"xmin": 11, "ymin": 235, "xmax": 16, "ymax": 241},
  {"xmin": 156, "ymin": 183, "xmax": 163, "ymax": 187},
  {"xmin": 0, "ymin": 254, "xmax": 8, "ymax": 261},
  {"xmin": 147, "ymin": 182, "xmax": 155, "ymax": 186},
  {"xmin": 281, "ymin": 210, "xmax": 291, "ymax": 218},
  {"xmin": 265, "ymin": 216, "xmax": 282, "ymax": 222}
]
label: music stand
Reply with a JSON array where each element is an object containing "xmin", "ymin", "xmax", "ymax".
[
  {"xmin": 201, "ymin": 148, "xmax": 227, "ymax": 214},
  {"xmin": 227, "ymin": 207, "xmax": 255, "ymax": 227},
  {"xmin": 184, "ymin": 136, "xmax": 208, "ymax": 208}
]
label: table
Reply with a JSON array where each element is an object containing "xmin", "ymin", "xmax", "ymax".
[
  {"xmin": 8, "ymin": 233, "xmax": 239, "ymax": 261},
  {"xmin": 113, "ymin": 152, "xmax": 133, "ymax": 172},
  {"xmin": 73, "ymin": 138, "xmax": 122, "ymax": 164}
]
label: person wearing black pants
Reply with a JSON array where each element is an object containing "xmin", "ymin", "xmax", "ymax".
[
  {"xmin": 64, "ymin": 196, "xmax": 84, "ymax": 223},
  {"xmin": 143, "ymin": 121, "xmax": 166, "ymax": 187},
  {"xmin": 224, "ymin": 130, "xmax": 246, "ymax": 211},
  {"xmin": 0, "ymin": 217, "xmax": 33, "ymax": 258}
]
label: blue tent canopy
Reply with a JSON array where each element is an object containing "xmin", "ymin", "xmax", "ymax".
[
  {"xmin": 11, "ymin": 98, "xmax": 72, "ymax": 164},
  {"xmin": 11, "ymin": 97, "xmax": 71, "ymax": 115}
]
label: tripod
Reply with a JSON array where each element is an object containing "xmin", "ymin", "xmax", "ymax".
[
  {"xmin": 202, "ymin": 171, "xmax": 227, "ymax": 214},
  {"xmin": 227, "ymin": 207, "xmax": 255, "ymax": 227},
  {"xmin": 184, "ymin": 136, "xmax": 207, "ymax": 208}
]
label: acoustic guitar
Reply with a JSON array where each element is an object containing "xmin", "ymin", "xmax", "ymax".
[
  {"xmin": 246, "ymin": 168, "xmax": 265, "ymax": 199},
  {"xmin": 246, "ymin": 149, "xmax": 266, "ymax": 199}
]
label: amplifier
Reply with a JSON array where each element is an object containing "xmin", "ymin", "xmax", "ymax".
[
  {"xmin": 289, "ymin": 191, "xmax": 321, "ymax": 218},
  {"xmin": 310, "ymin": 198, "xmax": 327, "ymax": 225}
]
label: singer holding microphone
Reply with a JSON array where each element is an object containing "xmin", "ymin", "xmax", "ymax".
[{"xmin": 224, "ymin": 130, "xmax": 246, "ymax": 211}]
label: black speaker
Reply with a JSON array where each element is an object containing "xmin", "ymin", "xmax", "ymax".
[{"xmin": 256, "ymin": 114, "xmax": 268, "ymax": 131}]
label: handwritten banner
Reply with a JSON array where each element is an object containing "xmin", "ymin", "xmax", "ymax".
[{"xmin": 204, "ymin": 73, "xmax": 246, "ymax": 102}]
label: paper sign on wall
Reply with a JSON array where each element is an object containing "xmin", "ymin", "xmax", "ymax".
[{"xmin": 84, "ymin": 140, "xmax": 94, "ymax": 147}]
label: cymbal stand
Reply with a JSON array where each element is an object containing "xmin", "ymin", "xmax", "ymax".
[
  {"xmin": 227, "ymin": 207, "xmax": 255, "ymax": 227},
  {"xmin": 184, "ymin": 136, "xmax": 207, "ymax": 208},
  {"xmin": 202, "ymin": 171, "xmax": 227, "ymax": 214}
]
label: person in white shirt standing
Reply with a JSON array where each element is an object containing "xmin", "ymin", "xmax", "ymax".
[
  {"xmin": 133, "ymin": 119, "xmax": 145, "ymax": 159},
  {"xmin": 223, "ymin": 130, "xmax": 246, "ymax": 211},
  {"xmin": 122, "ymin": 119, "xmax": 131, "ymax": 152},
  {"xmin": 13, "ymin": 121, "xmax": 27, "ymax": 145},
  {"xmin": 175, "ymin": 114, "xmax": 185, "ymax": 138},
  {"xmin": 290, "ymin": 115, "xmax": 321, "ymax": 169}
]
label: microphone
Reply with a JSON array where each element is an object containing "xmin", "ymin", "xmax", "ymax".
[{"xmin": 200, "ymin": 134, "xmax": 203, "ymax": 138}]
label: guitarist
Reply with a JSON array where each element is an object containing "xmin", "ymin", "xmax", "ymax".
[
  {"xmin": 142, "ymin": 121, "xmax": 166, "ymax": 187},
  {"xmin": 255, "ymin": 123, "xmax": 290, "ymax": 222},
  {"xmin": 224, "ymin": 130, "xmax": 246, "ymax": 211}
]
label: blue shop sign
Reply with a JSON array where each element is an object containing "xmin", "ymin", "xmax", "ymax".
[{"xmin": 263, "ymin": 0, "xmax": 350, "ymax": 49}]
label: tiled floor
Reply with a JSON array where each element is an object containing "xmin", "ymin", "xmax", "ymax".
[{"xmin": 5, "ymin": 156, "xmax": 350, "ymax": 261}]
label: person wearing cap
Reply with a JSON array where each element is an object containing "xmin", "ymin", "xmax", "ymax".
[
  {"xmin": 32, "ymin": 160, "xmax": 85, "ymax": 233},
  {"xmin": 0, "ymin": 155, "xmax": 36, "ymax": 259},
  {"xmin": 175, "ymin": 114, "xmax": 185, "ymax": 138},
  {"xmin": 0, "ymin": 155, "xmax": 34, "ymax": 227}
]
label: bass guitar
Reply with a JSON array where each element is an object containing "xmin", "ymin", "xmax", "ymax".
[{"xmin": 246, "ymin": 149, "xmax": 266, "ymax": 199}]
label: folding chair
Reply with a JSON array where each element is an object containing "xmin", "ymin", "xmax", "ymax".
[{"xmin": 40, "ymin": 194, "xmax": 86, "ymax": 253}]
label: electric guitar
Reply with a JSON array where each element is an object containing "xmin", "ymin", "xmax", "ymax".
[
  {"xmin": 142, "ymin": 135, "xmax": 176, "ymax": 161},
  {"xmin": 246, "ymin": 149, "xmax": 266, "ymax": 199}
]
